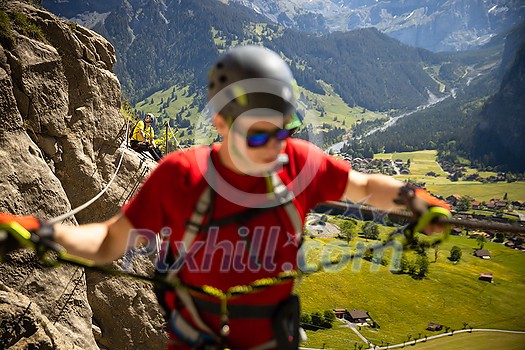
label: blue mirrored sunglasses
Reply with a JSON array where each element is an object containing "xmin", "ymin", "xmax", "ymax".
[{"xmin": 246, "ymin": 127, "xmax": 297, "ymax": 148}]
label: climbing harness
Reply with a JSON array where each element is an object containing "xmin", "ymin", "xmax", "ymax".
[{"xmin": 155, "ymin": 148, "xmax": 304, "ymax": 349}]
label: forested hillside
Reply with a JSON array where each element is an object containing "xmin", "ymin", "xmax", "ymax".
[
  {"xmin": 356, "ymin": 23, "xmax": 525, "ymax": 172},
  {"xmin": 93, "ymin": 0, "xmax": 263, "ymax": 103},
  {"xmin": 470, "ymin": 25, "xmax": 525, "ymax": 172},
  {"xmin": 41, "ymin": 0, "xmax": 523, "ymax": 171},
  {"xmin": 43, "ymin": 0, "xmax": 454, "ymax": 112},
  {"xmin": 267, "ymin": 28, "xmax": 440, "ymax": 110},
  {"xmin": 357, "ymin": 55, "xmax": 500, "ymax": 154}
]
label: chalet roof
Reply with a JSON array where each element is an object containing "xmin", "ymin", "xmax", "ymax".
[
  {"xmin": 348, "ymin": 310, "xmax": 369, "ymax": 320},
  {"xmin": 479, "ymin": 273, "xmax": 494, "ymax": 282},
  {"xmin": 447, "ymin": 194, "xmax": 462, "ymax": 200},
  {"xmin": 475, "ymin": 249, "xmax": 490, "ymax": 257},
  {"xmin": 426, "ymin": 322, "xmax": 442, "ymax": 330},
  {"xmin": 471, "ymin": 231, "xmax": 490, "ymax": 237},
  {"xmin": 333, "ymin": 308, "xmax": 347, "ymax": 313}
]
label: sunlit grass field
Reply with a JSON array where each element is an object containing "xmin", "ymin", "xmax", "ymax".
[
  {"xmin": 298, "ymin": 81, "xmax": 386, "ymax": 130},
  {"xmin": 408, "ymin": 332, "xmax": 525, "ymax": 350},
  {"xmin": 375, "ymin": 150, "xmax": 525, "ymax": 202},
  {"xmin": 296, "ymin": 235, "xmax": 525, "ymax": 349}
]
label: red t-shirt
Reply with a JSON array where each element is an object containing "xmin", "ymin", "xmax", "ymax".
[{"xmin": 123, "ymin": 138, "xmax": 351, "ymax": 349}]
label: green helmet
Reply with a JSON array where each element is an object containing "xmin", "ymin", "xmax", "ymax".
[{"xmin": 207, "ymin": 45, "xmax": 297, "ymax": 123}]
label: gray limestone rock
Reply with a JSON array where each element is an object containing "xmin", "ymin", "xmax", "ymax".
[{"xmin": 0, "ymin": 1, "xmax": 162, "ymax": 349}]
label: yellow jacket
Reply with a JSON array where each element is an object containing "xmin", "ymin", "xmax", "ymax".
[{"xmin": 131, "ymin": 120, "xmax": 154, "ymax": 142}]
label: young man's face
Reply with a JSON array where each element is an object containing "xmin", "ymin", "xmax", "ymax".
[{"xmin": 227, "ymin": 115, "xmax": 289, "ymax": 175}]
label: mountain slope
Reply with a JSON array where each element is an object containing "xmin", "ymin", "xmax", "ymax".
[
  {"xmin": 470, "ymin": 24, "xmax": 525, "ymax": 172},
  {"xmin": 268, "ymin": 28, "xmax": 440, "ymax": 110},
  {"xmin": 42, "ymin": 0, "xmax": 453, "ymax": 113},
  {"xmin": 44, "ymin": 0, "xmax": 275, "ymax": 102},
  {"xmin": 356, "ymin": 23, "xmax": 524, "ymax": 172},
  {"xmin": 230, "ymin": 0, "xmax": 525, "ymax": 52}
]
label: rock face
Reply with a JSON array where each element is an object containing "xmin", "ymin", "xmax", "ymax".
[
  {"xmin": 0, "ymin": 281, "xmax": 82, "ymax": 350},
  {"xmin": 0, "ymin": 1, "xmax": 165, "ymax": 349},
  {"xmin": 471, "ymin": 25, "xmax": 525, "ymax": 172},
  {"xmin": 86, "ymin": 257, "xmax": 166, "ymax": 350}
]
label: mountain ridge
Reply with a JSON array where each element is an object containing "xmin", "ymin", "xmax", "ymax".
[
  {"xmin": 42, "ymin": 0, "xmax": 467, "ymax": 112},
  {"xmin": 40, "ymin": 0, "xmax": 522, "ymax": 171},
  {"xmin": 230, "ymin": 0, "xmax": 525, "ymax": 52},
  {"xmin": 470, "ymin": 23, "xmax": 525, "ymax": 172}
]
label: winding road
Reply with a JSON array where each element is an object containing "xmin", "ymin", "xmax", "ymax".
[{"xmin": 299, "ymin": 327, "xmax": 525, "ymax": 350}]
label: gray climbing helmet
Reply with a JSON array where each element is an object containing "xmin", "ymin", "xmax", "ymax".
[{"xmin": 207, "ymin": 45, "xmax": 297, "ymax": 122}]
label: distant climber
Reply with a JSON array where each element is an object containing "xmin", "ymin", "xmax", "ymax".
[{"xmin": 129, "ymin": 113, "xmax": 163, "ymax": 161}]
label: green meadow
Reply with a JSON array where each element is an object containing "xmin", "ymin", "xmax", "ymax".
[
  {"xmin": 297, "ymin": 150, "xmax": 525, "ymax": 348},
  {"xmin": 295, "ymin": 235, "xmax": 525, "ymax": 349},
  {"xmin": 297, "ymin": 81, "xmax": 386, "ymax": 131},
  {"xmin": 405, "ymin": 332, "xmax": 525, "ymax": 350},
  {"xmin": 375, "ymin": 150, "xmax": 525, "ymax": 202}
]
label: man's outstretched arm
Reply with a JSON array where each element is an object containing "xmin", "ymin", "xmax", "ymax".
[
  {"xmin": 53, "ymin": 213, "xmax": 135, "ymax": 264},
  {"xmin": 343, "ymin": 170, "xmax": 451, "ymax": 235},
  {"xmin": 343, "ymin": 170, "xmax": 404, "ymax": 211}
]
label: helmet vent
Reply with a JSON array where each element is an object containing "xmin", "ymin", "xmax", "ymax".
[
  {"xmin": 218, "ymin": 75, "xmax": 227, "ymax": 83},
  {"xmin": 216, "ymin": 62, "xmax": 224, "ymax": 69}
]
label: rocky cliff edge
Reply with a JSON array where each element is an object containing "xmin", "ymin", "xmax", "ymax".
[{"xmin": 0, "ymin": 1, "xmax": 165, "ymax": 349}]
